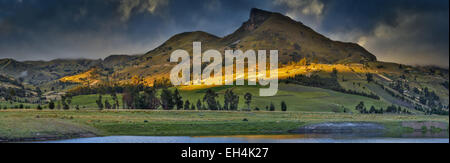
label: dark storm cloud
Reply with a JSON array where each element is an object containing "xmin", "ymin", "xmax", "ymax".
[
  {"xmin": 318, "ymin": 0, "xmax": 449, "ymax": 67},
  {"xmin": 0, "ymin": 0, "xmax": 448, "ymax": 67}
]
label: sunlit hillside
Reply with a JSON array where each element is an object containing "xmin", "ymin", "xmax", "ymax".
[{"xmin": 59, "ymin": 68, "xmax": 101, "ymax": 86}]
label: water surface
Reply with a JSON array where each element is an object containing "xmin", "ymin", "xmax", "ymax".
[{"xmin": 34, "ymin": 135, "xmax": 449, "ymax": 143}]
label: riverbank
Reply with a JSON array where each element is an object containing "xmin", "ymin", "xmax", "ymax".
[{"xmin": 1, "ymin": 110, "xmax": 448, "ymax": 142}]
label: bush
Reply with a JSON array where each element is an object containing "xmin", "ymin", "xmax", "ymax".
[
  {"xmin": 49, "ymin": 101, "xmax": 55, "ymax": 110},
  {"xmin": 281, "ymin": 101, "xmax": 287, "ymax": 112},
  {"xmin": 270, "ymin": 102, "xmax": 275, "ymax": 111}
]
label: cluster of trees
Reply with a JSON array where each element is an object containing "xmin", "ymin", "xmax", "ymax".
[
  {"xmin": 91, "ymin": 86, "xmax": 288, "ymax": 112},
  {"xmin": 0, "ymin": 104, "xmax": 32, "ymax": 110},
  {"xmin": 254, "ymin": 101, "xmax": 286, "ymax": 112},
  {"xmin": 415, "ymin": 105, "xmax": 449, "ymax": 115},
  {"xmin": 0, "ymin": 87, "xmax": 27, "ymax": 101},
  {"xmin": 61, "ymin": 95, "xmax": 72, "ymax": 110},
  {"xmin": 284, "ymin": 74, "xmax": 380, "ymax": 100},
  {"xmin": 67, "ymin": 77, "xmax": 172, "ymax": 96},
  {"xmin": 68, "ymin": 84, "xmax": 125, "ymax": 96},
  {"xmin": 380, "ymin": 79, "xmax": 448, "ymax": 116},
  {"xmin": 285, "ymin": 74, "xmax": 343, "ymax": 91},
  {"xmin": 355, "ymin": 101, "xmax": 412, "ymax": 114},
  {"xmin": 377, "ymin": 82, "xmax": 407, "ymax": 101},
  {"xmin": 224, "ymin": 89, "xmax": 239, "ymax": 110},
  {"xmin": 121, "ymin": 86, "xmax": 161, "ymax": 109}
]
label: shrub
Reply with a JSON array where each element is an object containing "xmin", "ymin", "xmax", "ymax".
[{"xmin": 281, "ymin": 101, "xmax": 287, "ymax": 112}]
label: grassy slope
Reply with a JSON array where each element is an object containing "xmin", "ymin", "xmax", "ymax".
[
  {"xmin": 179, "ymin": 84, "xmax": 390, "ymax": 113},
  {"xmin": 0, "ymin": 110, "xmax": 448, "ymax": 141},
  {"xmin": 68, "ymin": 94, "xmax": 124, "ymax": 109},
  {"xmin": 0, "ymin": 101, "xmax": 38, "ymax": 109}
]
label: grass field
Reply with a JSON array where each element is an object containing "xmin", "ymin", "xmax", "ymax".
[
  {"xmin": 0, "ymin": 109, "xmax": 448, "ymax": 142},
  {"xmin": 60, "ymin": 84, "xmax": 392, "ymax": 113},
  {"xmin": 0, "ymin": 84, "xmax": 386, "ymax": 112},
  {"xmin": 180, "ymin": 84, "xmax": 392, "ymax": 113},
  {"xmin": 68, "ymin": 94, "xmax": 124, "ymax": 109},
  {"xmin": 0, "ymin": 101, "xmax": 38, "ymax": 109}
]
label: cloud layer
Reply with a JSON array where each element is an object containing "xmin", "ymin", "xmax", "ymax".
[{"xmin": 118, "ymin": 0, "xmax": 169, "ymax": 22}]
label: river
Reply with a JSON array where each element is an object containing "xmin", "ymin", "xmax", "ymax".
[{"xmin": 32, "ymin": 134, "xmax": 449, "ymax": 143}]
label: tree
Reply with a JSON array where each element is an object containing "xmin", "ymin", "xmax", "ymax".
[
  {"xmin": 105, "ymin": 99, "xmax": 111, "ymax": 109},
  {"xmin": 96, "ymin": 95, "xmax": 104, "ymax": 110},
  {"xmin": 269, "ymin": 102, "xmax": 275, "ymax": 111},
  {"xmin": 35, "ymin": 87, "xmax": 42, "ymax": 97},
  {"xmin": 366, "ymin": 73, "xmax": 373, "ymax": 83},
  {"xmin": 196, "ymin": 99, "xmax": 202, "ymax": 111},
  {"xmin": 223, "ymin": 90, "xmax": 230, "ymax": 110},
  {"xmin": 184, "ymin": 100, "xmax": 191, "ymax": 110},
  {"xmin": 173, "ymin": 89, "xmax": 183, "ymax": 110},
  {"xmin": 190, "ymin": 103, "xmax": 196, "ymax": 110},
  {"xmin": 216, "ymin": 100, "xmax": 222, "ymax": 110},
  {"xmin": 66, "ymin": 95, "xmax": 72, "ymax": 106},
  {"xmin": 369, "ymin": 106, "xmax": 376, "ymax": 114},
  {"xmin": 201, "ymin": 103, "xmax": 207, "ymax": 110},
  {"xmin": 224, "ymin": 89, "xmax": 239, "ymax": 111},
  {"xmin": 122, "ymin": 86, "xmax": 138, "ymax": 109},
  {"xmin": 244, "ymin": 92, "xmax": 252, "ymax": 111},
  {"xmin": 161, "ymin": 88, "xmax": 174, "ymax": 110},
  {"xmin": 142, "ymin": 87, "xmax": 160, "ymax": 110},
  {"xmin": 37, "ymin": 104, "xmax": 42, "ymax": 110},
  {"xmin": 356, "ymin": 101, "xmax": 365, "ymax": 112},
  {"xmin": 111, "ymin": 91, "xmax": 119, "ymax": 109},
  {"xmin": 135, "ymin": 87, "xmax": 157, "ymax": 109},
  {"xmin": 61, "ymin": 95, "xmax": 70, "ymax": 110},
  {"xmin": 48, "ymin": 101, "xmax": 55, "ymax": 110},
  {"xmin": 332, "ymin": 68, "xmax": 338, "ymax": 78},
  {"xmin": 281, "ymin": 101, "xmax": 287, "ymax": 111},
  {"xmin": 203, "ymin": 89, "xmax": 218, "ymax": 110}
]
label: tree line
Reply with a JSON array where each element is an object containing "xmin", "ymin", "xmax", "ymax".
[
  {"xmin": 283, "ymin": 73, "xmax": 380, "ymax": 100},
  {"xmin": 92, "ymin": 85, "xmax": 288, "ymax": 112},
  {"xmin": 355, "ymin": 101, "xmax": 412, "ymax": 115}
]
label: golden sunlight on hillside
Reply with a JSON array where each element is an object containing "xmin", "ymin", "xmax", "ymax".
[
  {"xmin": 59, "ymin": 68, "xmax": 101, "ymax": 86},
  {"xmin": 59, "ymin": 61, "xmax": 395, "ymax": 91},
  {"xmin": 179, "ymin": 62, "xmax": 381, "ymax": 90}
]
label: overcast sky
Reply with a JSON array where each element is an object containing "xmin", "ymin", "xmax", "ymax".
[{"xmin": 0, "ymin": 0, "xmax": 448, "ymax": 67}]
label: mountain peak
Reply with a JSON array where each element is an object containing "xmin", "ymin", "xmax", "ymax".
[
  {"xmin": 250, "ymin": 8, "xmax": 273, "ymax": 19},
  {"xmin": 246, "ymin": 8, "xmax": 274, "ymax": 31}
]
